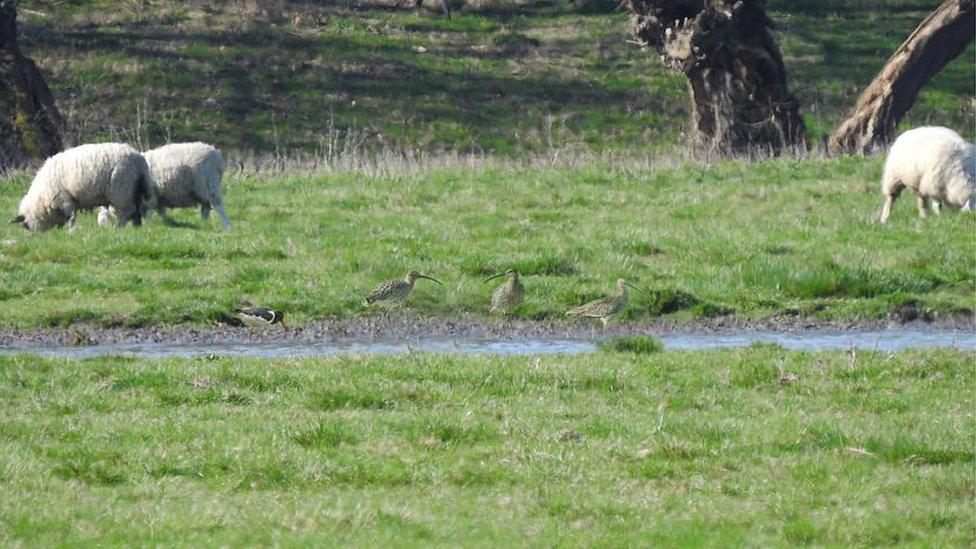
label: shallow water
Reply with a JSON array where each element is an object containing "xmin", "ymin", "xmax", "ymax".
[{"xmin": 2, "ymin": 328, "xmax": 973, "ymax": 358}]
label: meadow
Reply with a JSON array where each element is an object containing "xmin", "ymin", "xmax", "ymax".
[
  {"xmin": 15, "ymin": 0, "xmax": 976, "ymax": 154},
  {"xmin": 1, "ymin": 1, "xmax": 973, "ymax": 544},
  {"xmin": 1, "ymin": 155, "xmax": 974, "ymax": 329},
  {"xmin": 4, "ymin": 0, "xmax": 971, "ymax": 332},
  {"xmin": 0, "ymin": 347, "xmax": 973, "ymax": 545}
]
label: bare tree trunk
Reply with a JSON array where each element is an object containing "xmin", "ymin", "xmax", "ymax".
[
  {"xmin": 625, "ymin": 0, "xmax": 805, "ymax": 157},
  {"xmin": 0, "ymin": 4, "xmax": 62, "ymax": 170},
  {"xmin": 828, "ymin": 0, "xmax": 975, "ymax": 156}
]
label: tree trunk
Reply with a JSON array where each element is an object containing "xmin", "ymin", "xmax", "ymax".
[
  {"xmin": 0, "ymin": 3, "xmax": 63, "ymax": 170},
  {"xmin": 624, "ymin": 0, "xmax": 805, "ymax": 157},
  {"xmin": 828, "ymin": 0, "xmax": 975, "ymax": 156}
]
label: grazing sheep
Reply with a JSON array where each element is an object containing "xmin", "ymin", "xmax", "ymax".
[
  {"xmin": 880, "ymin": 126, "xmax": 975, "ymax": 223},
  {"xmin": 98, "ymin": 142, "xmax": 230, "ymax": 229},
  {"xmin": 10, "ymin": 143, "xmax": 152, "ymax": 231}
]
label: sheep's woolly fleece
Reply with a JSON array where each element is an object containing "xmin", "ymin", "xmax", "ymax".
[
  {"xmin": 881, "ymin": 126, "xmax": 975, "ymax": 222},
  {"xmin": 16, "ymin": 143, "xmax": 151, "ymax": 231},
  {"xmin": 146, "ymin": 142, "xmax": 230, "ymax": 229},
  {"xmin": 99, "ymin": 142, "xmax": 230, "ymax": 229}
]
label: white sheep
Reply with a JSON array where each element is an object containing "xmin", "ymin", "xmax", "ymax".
[
  {"xmin": 10, "ymin": 143, "xmax": 152, "ymax": 231},
  {"xmin": 880, "ymin": 126, "xmax": 975, "ymax": 223},
  {"xmin": 98, "ymin": 142, "xmax": 230, "ymax": 229}
]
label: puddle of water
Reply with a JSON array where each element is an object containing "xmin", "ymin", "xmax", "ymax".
[
  {"xmin": 1, "ymin": 329, "xmax": 973, "ymax": 359},
  {"xmin": 662, "ymin": 329, "xmax": 975, "ymax": 352}
]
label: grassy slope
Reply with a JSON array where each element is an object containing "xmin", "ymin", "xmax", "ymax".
[
  {"xmin": 15, "ymin": 0, "xmax": 975, "ymax": 154},
  {"xmin": 0, "ymin": 348, "xmax": 972, "ymax": 545},
  {"xmin": 0, "ymin": 157, "xmax": 973, "ymax": 329}
]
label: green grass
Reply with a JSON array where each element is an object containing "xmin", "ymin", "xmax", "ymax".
[
  {"xmin": 0, "ymin": 348, "xmax": 972, "ymax": 544},
  {"xmin": 598, "ymin": 334, "xmax": 663, "ymax": 354},
  {"xmin": 1, "ymin": 155, "xmax": 974, "ymax": 328},
  {"xmin": 15, "ymin": 0, "xmax": 975, "ymax": 154}
]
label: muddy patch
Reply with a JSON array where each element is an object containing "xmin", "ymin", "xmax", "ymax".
[{"xmin": 0, "ymin": 314, "xmax": 972, "ymax": 357}]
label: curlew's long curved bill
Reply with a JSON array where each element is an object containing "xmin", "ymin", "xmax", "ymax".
[
  {"xmin": 624, "ymin": 282, "xmax": 646, "ymax": 294},
  {"xmin": 417, "ymin": 274, "xmax": 443, "ymax": 286},
  {"xmin": 483, "ymin": 272, "xmax": 506, "ymax": 283}
]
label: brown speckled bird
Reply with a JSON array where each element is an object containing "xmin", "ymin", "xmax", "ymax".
[
  {"xmin": 484, "ymin": 269, "xmax": 524, "ymax": 315},
  {"xmin": 566, "ymin": 278, "xmax": 642, "ymax": 329},
  {"xmin": 363, "ymin": 270, "xmax": 443, "ymax": 307}
]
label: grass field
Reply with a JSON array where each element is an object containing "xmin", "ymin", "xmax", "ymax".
[
  {"xmin": 15, "ymin": 0, "xmax": 975, "ymax": 155},
  {"xmin": 1, "ymin": 155, "xmax": 974, "ymax": 329},
  {"xmin": 0, "ymin": 347, "xmax": 972, "ymax": 545},
  {"xmin": 2, "ymin": 1, "xmax": 974, "ymax": 546}
]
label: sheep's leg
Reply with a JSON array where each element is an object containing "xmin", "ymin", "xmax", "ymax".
[
  {"xmin": 930, "ymin": 199, "xmax": 942, "ymax": 215},
  {"xmin": 880, "ymin": 182, "xmax": 904, "ymax": 224},
  {"xmin": 880, "ymin": 195, "xmax": 895, "ymax": 223},
  {"xmin": 214, "ymin": 202, "xmax": 231, "ymax": 230},
  {"xmin": 915, "ymin": 196, "xmax": 927, "ymax": 218},
  {"xmin": 963, "ymin": 198, "xmax": 974, "ymax": 212},
  {"xmin": 115, "ymin": 204, "xmax": 142, "ymax": 228},
  {"xmin": 108, "ymin": 166, "xmax": 143, "ymax": 228},
  {"xmin": 97, "ymin": 206, "xmax": 116, "ymax": 228},
  {"xmin": 116, "ymin": 213, "xmax": 142, "ymax": 228},
  {"xmin": 201, "ymin": 204, "xmax": 212, "ymax": 220}
]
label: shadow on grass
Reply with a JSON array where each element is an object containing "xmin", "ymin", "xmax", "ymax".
[{"xmin": 24, "ymin": 7, "xmax": 659, "ymax": 153}]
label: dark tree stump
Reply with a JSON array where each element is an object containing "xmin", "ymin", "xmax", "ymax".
[
  {"xmin": 828, "ymin": 0, "xmax": 975, "ymax": 156},
  {"xmin": 0, "ymin": 4, "xmax": 62, "ymax": 170},
  {"xmin": 625, "ymin": 0, "xmax": 805, "ymax": 157}
]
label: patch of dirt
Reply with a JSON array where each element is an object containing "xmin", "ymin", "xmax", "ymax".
[{"xmin": 0, "ymin": 313, "xmax": 971, "ymax": 348}]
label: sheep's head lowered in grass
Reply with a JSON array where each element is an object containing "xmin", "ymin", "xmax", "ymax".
[
  {"xmin": 10, "ymin": 199, "xmax": 71, "ymax": 231},
  {"xmin": 8, "ymin": 214, "xmax": 28, "ymax": 230},
  {"xmin": 14, "ymin": 182, "xmax": 75, "ymax": 231}
]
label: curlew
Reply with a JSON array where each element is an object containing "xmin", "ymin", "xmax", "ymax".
[
  {"xmin": 484, "ymin": 269, "xmax": 524, "ymax": 315},
  {"xmin": 566, "ymin": 278, "xmax": 643, "ymax": 330},
  {"xmin": 363, "ymin": 270, "xmax": 443, "ymax": 308}
]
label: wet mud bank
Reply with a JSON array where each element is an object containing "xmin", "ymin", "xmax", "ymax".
[{"xmin": 0, "ymin": 314, "xmax": 972, "ymax": 355}]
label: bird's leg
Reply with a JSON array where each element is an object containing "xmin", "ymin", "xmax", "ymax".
[{"xmin": 385, "ymin": 303, "xmax": 400, "ymax": 334}]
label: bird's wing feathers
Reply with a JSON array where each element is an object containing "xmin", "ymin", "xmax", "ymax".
[
  {"xmin": 236, "ymin": 307, "xmax": 275, "ymax": 322},
  {"xmin": 567, "ymin": 295, "xmax": 617, "ymax": 317},
  {"xmin": 364, "ymin": 279, "xmax": 404, "ymax": 304}
]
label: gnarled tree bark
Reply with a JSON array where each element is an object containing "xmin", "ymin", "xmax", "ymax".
[
  {"xmin": 625, "ymin": 0, "xmax": 805, "ymax": 157},
  {"xmin": 828, "ymin": 0, "xmax": 975, "ymax": 156},
  {"xmin": 0, "ymin": 2, "xmax": 62, "ymax": 170}
]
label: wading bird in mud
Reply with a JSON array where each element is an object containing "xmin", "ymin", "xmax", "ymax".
[
  {"xmin": 363, "ymin": 270, "xmax": 443, "ymax": 308},
  {"xmin": 566, "ymin": 278, "xmax": 643, "ymax": 333},
  {"xmin": 484, "ymin": 269, "xmax": 524, "ymax": 315},
  {"xmin": 235, "ymin": 304, "xmax": 288, "ymax": 329}
]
